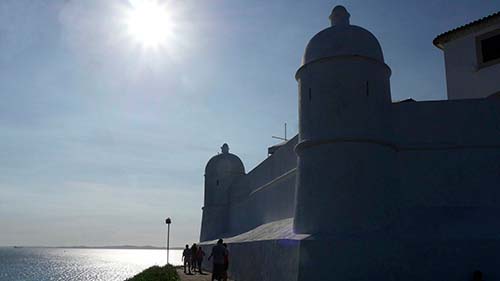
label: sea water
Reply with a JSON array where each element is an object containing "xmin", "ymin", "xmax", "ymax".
[{"xmin": 0, "ymin": 247, "xmax": 183, "ymax": 281}]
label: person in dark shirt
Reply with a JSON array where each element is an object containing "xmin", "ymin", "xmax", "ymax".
[
  {"xmin": 190, "ymin": 243, "xmax": 198, "ymax": 272},
  {"xmin": 208, "ymin": 239, "xmax": 227, "ymax": 281},
  {"xmin": 473, "ymin": 270, "xmax": 484, "ymax": 281},
  {"xmin": 182, "ymin": 244, "xmax": 192, "ymax": 274},
  {"xmin": 222, "ymin": 243, "xmax": 229, "ymax": 281}
]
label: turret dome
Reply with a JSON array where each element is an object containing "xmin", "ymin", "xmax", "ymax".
[
  {"xmin": 205, "ymin": 143, "xmax": 245, "ymax": 176},
  {"xmin": 301, "ymin": 6, "xmax": 384, "ymax": 67}
]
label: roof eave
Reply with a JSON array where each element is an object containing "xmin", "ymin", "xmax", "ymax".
[{"xmin": 432, "ymin": 11, "xmax": 500, "ymax": 50}]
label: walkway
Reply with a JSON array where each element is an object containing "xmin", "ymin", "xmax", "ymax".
[{"xmin": 176, "ymin": 268, "xmax": 213, "ymax": 281}]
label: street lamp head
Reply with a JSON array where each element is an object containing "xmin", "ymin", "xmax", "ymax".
[{"xmin": 165, "ymin": 218, "xmax": 172, "ymax": 224}]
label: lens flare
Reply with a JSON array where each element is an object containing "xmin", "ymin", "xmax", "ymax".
[{"xmin": 126, "ymin": 0, "xmax": 175, "ymax": 49}]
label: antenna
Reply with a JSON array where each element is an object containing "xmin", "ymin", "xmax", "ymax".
[{"xmin": 272, "ymin": 123, "xmax": 288, "ymax": 141}]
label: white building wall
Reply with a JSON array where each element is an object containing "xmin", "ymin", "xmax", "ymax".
[
  {"xmin": 392, "ymin": 98, "xmax": 500, "ymax": 147},
  {"xmin": 392, "ymin": 98, "xmax": 500, "ymax": 223},
  {"xmin": 442, "ymin": 24, "xmax": 500, "ymax": 100},
  {"xmin": 224, "ymin": 137, "xmax": 297, "ymax": 238},
  {"xmin": 228, "ymin": 170, "xmax": 296, "ymax": 236},
  {"xmin": 229, "ymin": 137, "xmax": 297, "ymax": 202}
]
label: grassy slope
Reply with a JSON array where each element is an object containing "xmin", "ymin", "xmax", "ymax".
[{"xmin": 125, "ymin": 265, "xmax": 180, "ymax": 281}]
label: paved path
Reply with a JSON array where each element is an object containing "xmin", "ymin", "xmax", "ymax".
[
  {"xmin": 177, "ymin": 268, "xmax": 234, "ymax": 281},
  {"xmin": 177, "ymin": 268, "xmax": 213, "ymax": 281}
]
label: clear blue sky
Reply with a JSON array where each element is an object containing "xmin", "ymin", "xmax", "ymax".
[{"xmin": 0, "ymin": 0, "xmax": 498, "ymax": 247}]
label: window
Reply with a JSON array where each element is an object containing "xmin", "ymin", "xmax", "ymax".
[
  {"xmin": 476, "ymin": 29, "xmax": 500, "ymax": 68},
  {"xmin": 482, "ymin": 34, "xmax": 500, "ymax": 62}
]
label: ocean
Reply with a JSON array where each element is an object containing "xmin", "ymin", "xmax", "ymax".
[{"xmin": 0, "ymin": 247, "xmax": 183, "ymax": 281}]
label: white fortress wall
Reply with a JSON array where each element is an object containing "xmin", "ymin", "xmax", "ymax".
[
  {"xmin": 200, "ymin": 218, "xmax": 309, "ymax": 281},
  {"xmin": 228, "ymin": 136, "xmax": 298, "ymax": 236},
  {"xmin": 392, "ymin": 98, "xmax": 500, "ymax": 148},
  {"xmin": 200, "ymin": 6, "xmax": 500, "ymax": 281},
  {"xmin": 393, "ymin": 98, "xmax": 500, "ymax": 207},
  {"xmin": 392, "ymin": 98, "xmax": 500, "ymax": 238}
]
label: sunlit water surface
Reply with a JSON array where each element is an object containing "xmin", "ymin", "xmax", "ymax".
[{"xmin": 0, "ymin": 247, "xmax": 182, "ymax": 281}]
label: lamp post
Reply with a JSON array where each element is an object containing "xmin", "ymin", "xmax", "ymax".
[{"xmin": 165, "ymin": 217, "xmax": 172, "ymax": 265}]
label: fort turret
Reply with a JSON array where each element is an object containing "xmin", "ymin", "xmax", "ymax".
[
  {"xmin": 200, "ymin": 143, "xmax": 245, "ymax": 241},
  {"xmin": 197, "ymin": 7, "xmax": 500, "ymax": 281},
  {"xmin": 293, "ymin": 6, "xmax": 399, "ymax": 235}
]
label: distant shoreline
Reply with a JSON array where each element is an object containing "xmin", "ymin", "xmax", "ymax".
[{"xmin": 5, "ymin": 246, "xmax": 184, "ymax": 250}]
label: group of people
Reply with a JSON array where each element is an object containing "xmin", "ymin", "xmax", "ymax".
[
  {"xmin": 182, "ymin": 243, "xmax": 205, "ymax": 274},
  {"xmin": 182, "ymin": 239, "xmax": 229, "ymax": 281}
]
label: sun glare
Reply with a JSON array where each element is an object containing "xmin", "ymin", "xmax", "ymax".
[{"xmin": 126, "ymin": 0, "xmax": 175, "ymax": 49}]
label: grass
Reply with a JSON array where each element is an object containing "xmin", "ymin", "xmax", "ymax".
[{"xmin": 125, "ymin": 264, "xmax": 180, "ymax": 281}]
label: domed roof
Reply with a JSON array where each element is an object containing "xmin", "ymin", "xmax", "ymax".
[
  {"xmin": 205, "ymin": 143, "xmax": 245, "ymax": 176},
  {"xmin": 301, "ymin": 6, "xmax": 384, "ymax": 66}
]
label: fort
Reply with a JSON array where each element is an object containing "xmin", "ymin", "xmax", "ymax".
[{"xmin": 200, "ymin": 6, "xmax": 500, "ymax": 281}]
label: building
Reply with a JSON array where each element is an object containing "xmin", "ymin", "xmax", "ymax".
[
  {"xmin": 434, "ymin": 11, "xmax": 500, "ymax": 99},
  {"xmin": 200, "ymin": 6, "xmax": 500, "ymax": 281}
]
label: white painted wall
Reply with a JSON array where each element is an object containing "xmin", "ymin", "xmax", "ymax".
[
  {"xmin": 199, "ymin": 219, "xmax": 306, "ymax": 281},
  {"xmin": 201, "ymin": 151, "xmax": 245, "ymax": 241},
  {"xmin": 228, "ymin": 136, "xmax": 297, "ymax": 236},
  {"xmin": 442, "ymin": 24, "xmax": 500, "ymax": 100},
  {"xmin": 199, "ymin": 7, "xmax": 500, "ymax": 281}
]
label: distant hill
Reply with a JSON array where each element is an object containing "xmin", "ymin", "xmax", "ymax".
[
  {"xmin": 11, "ymin": 245, "xmax": 184, "ymax": 250},
  {"xmin": 59, "ymin": 245, "xmax": 184, "ymax": 250}
]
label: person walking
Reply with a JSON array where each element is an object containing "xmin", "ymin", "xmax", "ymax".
[
  {"xmin": 196, "ymin": 246, "xmax": 206, "ymax": 274},
  {"xmin": 182, "ymin": 244, "xmax": 192, "ymax": 274},
  {"xmin": 222, "ymin": 243, "xmax": 229, "ymax": 281},
  {"xmin": 208, "ymin": 239, "xmax": 227, "ymax": 281},
  {"xmin": 190, "ymin": 243, "xmax": 198, "ymax": 272}
]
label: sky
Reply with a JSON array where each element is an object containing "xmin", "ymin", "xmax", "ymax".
[{"xmin": 0, "ymin": 0, "xmax": 498, "ymax": 247}]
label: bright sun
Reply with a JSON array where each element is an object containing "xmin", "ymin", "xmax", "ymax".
[{"xmin": 126, "ymin": 0, "xmax": 174, "ymax": 49}]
